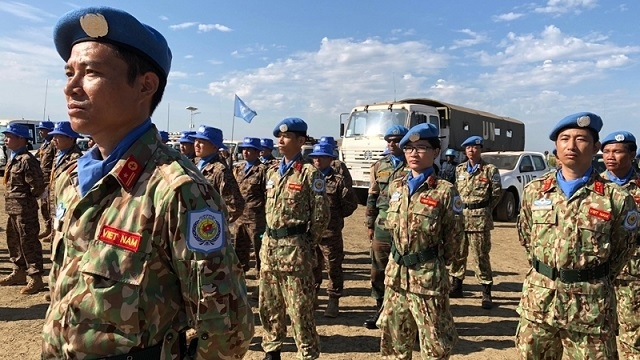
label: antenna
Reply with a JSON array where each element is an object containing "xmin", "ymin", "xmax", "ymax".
[{"xmin": 42, "ymin": 79, "xmax": 48, "ymax": 120}]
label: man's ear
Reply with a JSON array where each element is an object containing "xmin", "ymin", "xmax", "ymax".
[{"xmin": 139, "ymin": 71, "xmax": 160, "ymax": 101}]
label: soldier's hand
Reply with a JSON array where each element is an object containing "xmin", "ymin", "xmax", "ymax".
[{"xmin": 367, "ymin": 228, "xmax": 374, "ymax": 240}]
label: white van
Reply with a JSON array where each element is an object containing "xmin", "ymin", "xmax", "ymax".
[{"xmin": 0, "ymin": 119, "xmax": 48, "ymax": 168}]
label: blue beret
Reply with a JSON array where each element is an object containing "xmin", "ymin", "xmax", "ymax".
[
  {"xmin": 445, "ymin": 148, "xmax": 456, "ymax": 156},
  {"xmin": 384, "ymin": 125, "xmax": 409, "ymax": 141},
  {"xmin": 49, "ymin": 121, "xmax": 82, "ymax": 138},
  {"xmin": 273, "ymin": 117, "xmax": 307, "ymax": 137},
  {"xmin": 190, "ymin": 125, "xmax": 224, "ymax": 148},
  {"xmin": 549, "ymin": 112, "xmax": 603, "ymax": 141},
  {"xmin": 158, "ymin": 131, "xmax": 169, "ymax": 142},
  {"xmin": 319, "ymin": 136, "xmax": 336, "ymax": 147},
  {"xmin": 37, "ymin": 121, "xmax": 55, "ymax": 131},
  {"xmin": 238, "ymin": 137, "xmax": 262, "ymax": 151},
  {"xmin": 309, "ymin": 143, "xmax": 336, "ymax": 158},
  {"xmin": 53, "ymin": 7, "xmax": 172, "ymax": 78},
  {"xmin": 461, "ymin": 135, "xmax": 483, "ymax": 147},
  {"xmin": 601, "ymin": 131, "xmax": 636, "ymax": 150},
  {"xmin": 260, "ymin": 138, "xmax": 275, "ymax": 150},
  {"xmin": 178, "ymin": 131, "xmax": 195, "ymax": 144},
  {"xmin": 2, "ymin": 124, "xmax": 32, "ymax": 140},
  {"xmin": 552, "ymin": 149, "xmax": 557, "ymax": 156},
  {"xmin": 399, "ymin": 124, "xmax": 439, "ymax": 148}
]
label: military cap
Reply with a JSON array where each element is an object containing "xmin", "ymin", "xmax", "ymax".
[
  {"xmin": 260, "ymin": 138, "xmax": 275, "ymax": 150},
  {"xmin": 552, "ymin": 149, "xmax": 557, "ymax": 156},
  {"xmin": 461, "ymin": 135, "xmax": 483, "ymax": 147},
  {"xmin": 158, "ymin": 131, "xmax": 169, "ymax": 143},
  {"xmin": 445, "ymin": 148, "xmax": 456, "ymax": 157},
  {"xmin": 36, "ymin": 121, "xmax": 55, "ymax": 131},
  {"xmin": 399, "ymin": 123, "xmax": 439, "ymax": 148},
  {"xmin": 319, "ymin": 136, "xmax": 336, "ymax": 147},
  {"xmin": 601, "ymin": 131, "xmax": 636, "ymax": 150},
  {"xmin": 2, "ymin": 124, "xmax": 32, "ymax": 139},
  {"xmin": 49, "ymin": 121, "xmax": 82, "ymax": 138},
  {"xmin": 238, "ymin": 137, "xmax": 262, "ymax": 151},
  {"xmin": 190, "ymin": 125, "xmax": 224, "ymax": 148},
  {"xmin": 178, "ymin": 131, "xmax": 195, "ymax": 144},
  {"xmin": 548, "ymin": 112, "xmax": 603, "ymax": 141},
  {"xmin": 309, "ymin": 143, "xmax": 336, "ymax": 158},
  {"xmin": 53, "ymin": 6, "xmax": 172, "ymax": 78},
  {"xmin": 273, "ymin": 117, "xmax": 307, "ymax": 137},
  {"xmin": 384, "ymin": 125, "xmax": 409, "ymax": 141}
]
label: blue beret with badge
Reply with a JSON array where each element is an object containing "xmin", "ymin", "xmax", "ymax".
[
  {"xmin": 36, "ymin": 121, "xmax": 55, "ymax": 131},
  {"xmin": 399, "ymin": 123, "xmax": 439, "ymax": 148},
  {"xmin": 461, "ymin": 135, "xmax": 483, "ymax": 147},
  {"xmin": 238, "ymin": 137, "xmax": 262, "ymax": 151},
  {"xmin": 273, "ymin": 117, "xmax": 307, "ymax": 137},
  {"xmin": 53, "ymin": 6, "xmax": 172, "ymax": 79},
  {"xmin": 600, "ymin": 131, "xmax": 636, "ymax": 150},
  {"xmin": 49, "ymin": 121, "xmax": 82, "ymax": 138},
  {"xmin": 190, "ymin": 125, "xmax": 225, "ymax": 148},
  {"xmin": 260, "ymin": 138, "xmax": 275, "ymax": 150},
  {"xmin": 384, "ymin": 125, "xmax": 409, "ymax": 141},
  {"xmin": 178, "ymin": 131, "xmax": 195, "ymax": 144},
  {"xmin": 309, "ymin": 143, "xmax": 336, "ymax": 158},
  {"xmin": 548, "ymin": 112, "xmax": 603, "ymax": 141},
  {"xmin": 2, "ymin": 124, "xmax": 32, "ymax": 140}
]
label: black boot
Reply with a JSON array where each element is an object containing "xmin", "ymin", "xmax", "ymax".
[
  {"xmin": 449, "ymin": 277, "xmax": 463, "ymax": 298},
  {"xmin": 263, "ymin": 351, "xmax": 281, "ymax": 360},
  {"xmin": 481, "ymin": 284, "xmax": 493, "ymax": 309},
  {"xmin": 363, "ymin": 298, "xmax": 383, "ymax": 329}
]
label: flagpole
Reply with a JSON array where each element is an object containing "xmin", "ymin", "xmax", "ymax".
[{"xmin": 230, "ymin": 94, "xmax": 236, "ymax": 141}]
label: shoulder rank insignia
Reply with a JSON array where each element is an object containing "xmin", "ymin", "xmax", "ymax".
[
  {"xmin": 427, "ymin": 175, "xmax": 437, "ymax": 188},
  {"xmin": 116, "ymin": 155, "xmax": 143, "ymax": 191},
  {"xmin": 187, "ymin": 208, "xmax": 226, "ymax": 254},
  {"xmin": 542, "ymin": 177, "xmax": 553, "ymax": 192},
  {"xmin": 593, "ymin": 180, "xmax": 605, "ymax": 195}
]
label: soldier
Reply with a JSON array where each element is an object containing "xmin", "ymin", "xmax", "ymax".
[
  {"xmin": 317, "ymin": 136, "xmax": 353, "ymax": 188},
  {"xmin": 158, "ymin": 130, "xmax": 169, "ymax": 143},
  {"xmin": 309, "ymin": 142, "xmax": 359, "ymax": 318},
  {"xmin": 0, "ymin": 124, "xmax": 46, "ymax": 294},
  {"xmin": 450, "ymin": 135, "xmax": 502, "ymax": 309},
  {"xmin": 259, "ymin": 117, "xmax": 330, "ymax": 360},
  {"xmin": 178, "ymin": 130, "xmax": 196, "ymax": 160},
  {"xmin": 515, "ymin": 112, "xmax": 637, "ymax": 359},
  {"xmin": 600, "ymin": 130, "xmax": 640, "ymax": 358},
  {"xmin": 260, "ymin": 138, "xmax": 279, "ymax": 167},
  {"xmin": 232, "ymin": 137, "xmax": 267, "ymax": 275},
  {"xmin": 439, "ymin": 148, "xmax": 458, "ymax": 184},
  {"xmin": 191, "ymin": 125, "xmax": 245, "ymax": 222},
  {"xmin": 364, "ymin": 125, "xmax": 409, "ymax": 329},
  {"xmin": 43, "ymin": 6, "xmax": 253, "ymax": 358},
  {"xmin": 35, "ymin": 120, "xmax": 55, "ymax": 240},
  {"xmin": 378, "ymin": 123, "xmax": 462, "ymax": 359}
]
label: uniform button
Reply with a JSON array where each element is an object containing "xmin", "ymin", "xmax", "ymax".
[
  {"xmin": 201, "ymin": 333, "xmax": 209, "ymax": 340},
  {"xmin": 165, "ymin": 333, "xmax": 173, "ymax": 341}
]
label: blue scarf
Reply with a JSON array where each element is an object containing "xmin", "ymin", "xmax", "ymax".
[
  {"xmin": 56, "ymin": 148, "xmax": 71, "ymax": 165},
  {"xmin": 197, "ymin": 153, "xmax": 218, "ymax": 171},
  {"xmin": 9, "ymin": 146, "xmax": 27, "ymax": 161},
  {"xmin": 244, "ymin": 159, "xmax": 259, "ymax": 173},
  {"xmin": 279, "ymin": 153, "xmax": 301, "ymax": 176},
  {"xmin": 320, "ymin": 166, "xmax": 332, "ymax": 177},
  {"xmin": 390, "ymin": 154, "xmax": 405, "ymax": 169},
  {"xmin": 407, "ymin": 167, "xmax": 434, "ymax": 196},
  {"xmin": 556, "ymin": 167, "xmax": 593, "ymax": 199},
  {"xmin": 606, "ymin": 169, "xmax": 634, "ymax": 186},
  {"xmin": 76, "ymin": 119, "xmax": 152, "ymax": 197},
  {"xmin": 466, "ymin": 161, "xmax": 480, "ymax": 174}
]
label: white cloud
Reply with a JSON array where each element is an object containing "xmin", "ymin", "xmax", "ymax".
[
  {"xmin": 198, "ymin": 23, "xmax": 232, "ymax": 33},
  {"xmin": 534, "ymin": 0, "xmax": 597, "ymax": 14},
  {"xmin": 169, "ymin": 22, "xmax": 198, "ymax": 30},
  {"xmin": 493, "ymin": 12, "xmax": 524, "ymax": 22},
  {"xmin": 169, "ymin": 71, "xmax": 188, "ymax": 79},
  {"xmin": 0, "ymin": 1, "xmax": 54, "ymax": 22},
  {"xmin": 184, "ymin": 55, "xmax": 193, "ymax": 59},
  {"xmin": 159, "ymin": 15, "xmax": 169, "ymax": 21},
  {"xmin": 208, "ymin": 59, "xmax": 223, "ymax": 65},
  {"xmin": 450, "ymin": 29, "xmax": 489, "ymax": 50}
]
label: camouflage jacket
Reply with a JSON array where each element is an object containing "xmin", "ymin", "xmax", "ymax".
[
  {"xmin": 42, "ymin": 128, "xmax": 254, "ymax": 359},
  {"xmin": 232, "ymin": 160, "xmax": 267, "ymax": 224},
  {"xmin": 384, "ymin": 174, "xmax": 463, "ymax": 296},
  {"xmin": 366, "ymin": 155, "xmax": 409, "ymax": 228},
  {"xmin": 261, "ymin": 158, "xmax": 330, "ymax": 273},
  {"xmin": 322, "ymin": 169, "xmax": 359, "ymax": 238},
  {"xmin": 455, "ymin": 160, "xmax": 502, "ymax": 231},
  {"xmin": 331, "ymin": 159, "xmax": 353, "ymax": 188},
  {"xmin": 260, "ymin": 155, "xmax": 279, "ymax": 167},
  {"xmin": 195, "ymin": 154, "xmax": 245, "ymax": 222},
  {"xmin": 601, "ymin": 169, "xmax": 640, "ymax": 280},
  {"xmin": 49, "ymin": 145, "xmax": 83, "ymax": 213},
  {"xmin": 36, "ymin": 139, "xmax": 56, "ymax": 187},
  {"xmin": 4, "ymin": 148, "xmax": 45, "ymax": 215},
  {"xmin": 516, "ymin": 171, "xmax": 637, "ymax": 334}
]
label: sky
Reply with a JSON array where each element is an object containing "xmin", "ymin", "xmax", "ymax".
[{"xmin": 0, "ymin": 0, "xmax": 639, "ymax": 152}]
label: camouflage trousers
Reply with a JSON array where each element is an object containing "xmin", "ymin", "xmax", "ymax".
[
  {"xmin": 233, "ymin": 221, "xmax": 265, "ymax": 273},
  {"xmin": 378, "ymin": 287, "xmax": 457, "ymax": 359},
  {"xmin": 450, "ymin": 230, "xmax": 493, "ymax": 284},
  {"xmin": 39, "ymin": 193, "xmax": 52, "ymax": 231},
  {"xmin": 312, "ymin": 235, "xmax": 345, "ymax": 298},
  {"xmin": 259, "ymin": 269, "xmax": 320, "ymax": 359},
  {"xmin": 6, "ymin": 213, "xmax": 43, "ymax": 275},
  {"xmin": 515, "ymin": 316, "xmax": 617, "ymax": 359},
  {"xmin": 615, "ymin": 279, "xmax": 640, "ymax": 358},
  {"xmin": 371, "ymin": 234, "xmax": 391, "ymax": 300}
]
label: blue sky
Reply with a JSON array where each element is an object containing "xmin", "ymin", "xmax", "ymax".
[{"xmin": 0, "ymin": 0, "xmax": 638, "ymax": 151}]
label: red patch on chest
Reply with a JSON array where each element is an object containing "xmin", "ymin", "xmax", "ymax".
[
  {"xmin": 420, "ymin": 197, "xmax": 439, "ymax": 207},
  {"xmin": 288, "ymin": 183, "xmax": 303, "ymax": 191},
  {"xmin": 478, "ymin": 177, "xmax": 489, "ymax": 183},
  {"xmin": 98, "ymin": 225, "xmax": 142, "ymax": 252},
  {"xmin": 588, "ymin": 207, "xmax": 611, "ymax": 221}
]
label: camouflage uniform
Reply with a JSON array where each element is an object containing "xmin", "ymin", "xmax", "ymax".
[
  {"xmin": 378, "ymin": 174, "xmax": 462, "ymax": 359},
  {"xmin": 451, "ymin": 160, "xmax": 502, "ymax": 285},
  {"xmin": 232, "ymin": 160, "xmax": 268, "ymax": 272},
  {"xmin": 195, "ymin": 154, "xmax": 245, "ymax": 221},
  {"xmin": 438, "ymin": 160, "xmax": 457, "ymax": 184},
  {"xmin": 259, "ymin": 158, "xmax": 330, "ymax": 359},
  {"xmin": 42, "ymin": 128, "xmax": 254, "ymax": 359},
  {"xmin": 312, "ymin": 169, "xmax": 359, "ymax": 298},
  {"xmin": 331, "ymin": 159, "xmax": 353, "ymax": 188},
  {"xmin": 261, "ymin": 154, "xmax": 280, "ymax": 167},
  {"xmin": 602, "ymin": 170, "xmax": 640, "ymax": 358},
  {"xmin": 36, "ymin": 139, "xmax": 55, "ymax": 235},
  {"xmin": 3, "ymin": 148, "xmax": 45, "ymax": 277},
  {"xmin": 515, "ymin": 171, "xmax": 637, "ymax": 359}
]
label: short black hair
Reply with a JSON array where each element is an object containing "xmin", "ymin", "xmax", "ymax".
[{"xmin": 426, "ymin": 138, "xmax": 441, "ymax": 150}]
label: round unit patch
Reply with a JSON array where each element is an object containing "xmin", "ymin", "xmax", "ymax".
[
  {"xmin": 624, "ymin": 210, "xmax": 638, "ymax": 231},
  {"xmin": 313, "ymin": 178, "xmax": 325, "ymax": 192},
  {"xmin": 452, "ymin": 196, "xmax": 463, "ymax": 213},
  {"xmin": 187, "ymin": 208, "xmax": 226, "ymax": 254}
]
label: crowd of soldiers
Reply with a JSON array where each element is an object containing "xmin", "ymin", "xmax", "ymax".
[{"xmin": 1, "ymin": 5, "xmax": 639, "ymax": 360}]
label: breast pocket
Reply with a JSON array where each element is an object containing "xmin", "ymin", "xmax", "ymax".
[
  {"xmin": 578, "ymin": 215, "xmax": 612, "ymax": 259},
  {"xmin": 531, "ymin": 209, "xmax": 557, "ymax": 248},
  {"xmin": 412, "ymin": 207, "xmax": 439, "ymax": 236}
]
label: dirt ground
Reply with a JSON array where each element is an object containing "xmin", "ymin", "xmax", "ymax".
[{"xmin": 0, "ymin": 188, "xmax": 528, "ymax": 359}]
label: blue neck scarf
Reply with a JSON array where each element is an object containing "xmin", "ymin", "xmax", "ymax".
[
  {"xmin": 244, "ymin": 159, "xmax": 259, "ymax": 173},
  {"xmin": 56, "ymin": 148, "xmax": 71, "ymax": 165},
  {"xmin": 9, "ymin": 146, "xmax": 27, "ymax": 161},
  {"xmin": 556, "ymin": 167, "xmax": 593, "ymax": 199},
  {"xmin": 320, "ymin": 166, "xmax": 332, "ymax": 177},
  {"xmin": 606, "ymin": 169, "xmax": 634, "ymax": 186},
  {"xmin": 407, "ymin": 167, "xmax": 434, "ymax": 196},
  {"xmin": 76, "ymin": 119, "xmax": 153, "ymax": 197},
  {"xmin": 197, "ymin": 153, "xmax": 218, "ymax": 171},
  {"xmin": 466, "ymin": 161, "xmax": 480, "ymax": 174},
  {"xmin": 390, "ymin": 154, "xmax": 405, "ymax": 169},
  {"xmin": 279, "ymin": 153, "xmax": 301, "ymax": 176}
]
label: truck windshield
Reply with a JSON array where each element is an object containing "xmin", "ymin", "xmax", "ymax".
[
  {"xmin": 481, "ymin": 154, "xmax": 520, "ymax": 170},
  {"xmin": 344, "ymin": 109, "xmax": 407, "ymax": 138}
]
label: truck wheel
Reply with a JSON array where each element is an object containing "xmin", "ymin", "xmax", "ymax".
[{"xmin": 496, "ymin": 191, "xmax": 516, "ymax": 222}]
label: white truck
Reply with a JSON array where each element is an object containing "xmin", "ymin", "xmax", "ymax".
[{"xmin": 481, "ymin": 151, "xmax": 550, "ymax": 221}]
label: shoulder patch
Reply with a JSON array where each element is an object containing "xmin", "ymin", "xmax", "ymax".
[
  {"xmin": 491, "ymin": 172, "xmax": 501, "ymax": 183},
  {"xmin": 313, "ymin": 177, "xmax": 325, "ymax": 192},
  {"xmin": 452, "ymin": 195, "xmax": 463, "ymax": 213},
  {"xmin": 187, "ymin": 208, "xmax": 226, "ymax": 254},
  {"xmin": 594, "ymin": 180, "xmax": 605, "ymax": 195},
  {"xmin": 624, "ymin": 210, "xmax": 639, "ymax": 231}
]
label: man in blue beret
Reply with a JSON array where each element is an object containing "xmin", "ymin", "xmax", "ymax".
[
  {"xmin": 318, "ymin": 136, "xmax": 353, "ymax": 188},
  {"xmin": 599, "ymin": 130, "xmax": 640, "ymax": 358},
  {"xmin": 260, "ymin": 117, "xmax": 330, "ymax": 359},
  {"xmin": 44, "ymin": 6, "xmax": 253, "ymax": 359},
  {"xmin": 451, "ymin": 135, "xmax": 502, "ymax": 309},
  {"xmin": 260, "ymin": 138, "xmax": 279, "ymax": 166},
  {"xmin": 0, "ymin": 124, "xmax": 46, "ymax": 295},
  {"xmin": 516, "ymin": 113, "xmax": 637, "ymax": 358},
  {"xmin": 158, "ymin": 130, "xmax": 169, "ymax": 143},
  {"xmin": 35, "ymin": 121, "xmax": 56, "ymax": 240},
  {"xmin": 363, "ymin": 124, "xmax": 410, "ymax": 329},
  {"xmin": 178, "ymin": 130, "xmax": 196, "ymax": 160}
]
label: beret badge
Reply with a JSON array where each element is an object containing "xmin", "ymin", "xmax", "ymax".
[
  {"xmin": 408, "ymin": 133, "xmax": 420, "ymax": 142},
  {"xmin": 615, "ymin": 134, "xmax": 625, "ymax": 141},
  {"xmin": 279, "ymin": 124, "xmax": 288, "ymax": 132},
  {"xmin": 576, "ymin": 115, "xmax": 590, "ymax": 128},
  {"xmin": 79, "ymin": 13, "xmax": 109, "ymax": 38}
]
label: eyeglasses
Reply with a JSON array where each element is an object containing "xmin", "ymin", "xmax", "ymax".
[
  {"xmin": 403, "ymin": 145, "xmax": 433, "ymax": 154},
  {"xmin": 386, "ymin": 138, "xmax": 402, "ymax": 144}
]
